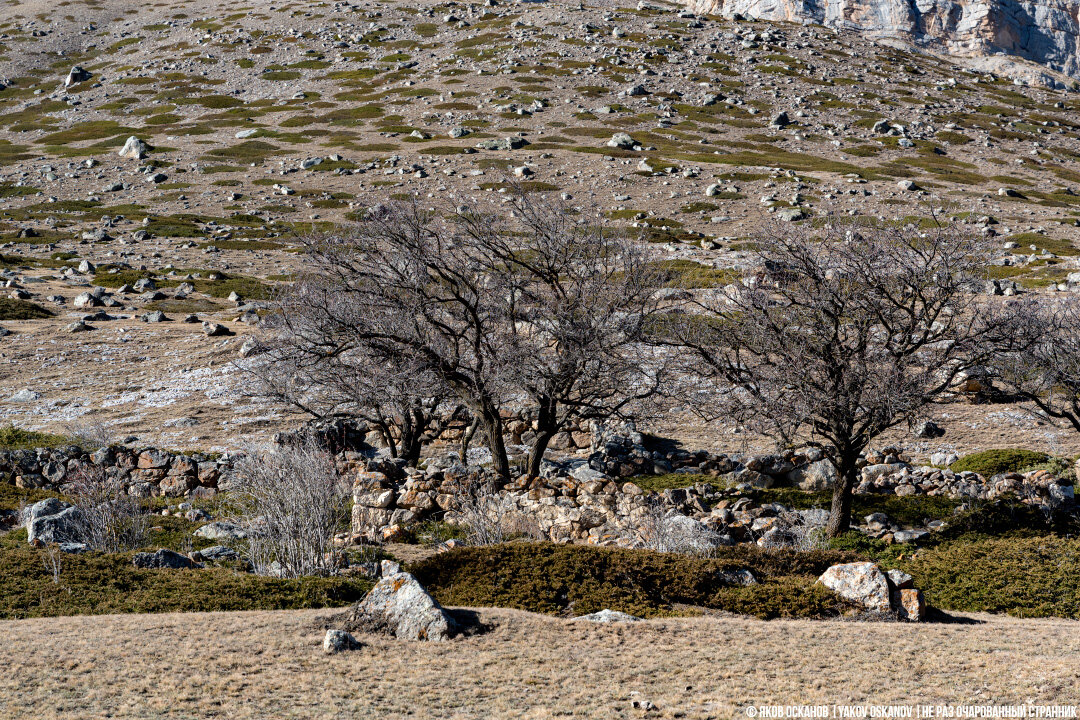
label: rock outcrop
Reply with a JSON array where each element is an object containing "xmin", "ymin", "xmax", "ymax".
[{"xmin": 682, "ymin": 0, "xmax": 1080, "ymax": 81}]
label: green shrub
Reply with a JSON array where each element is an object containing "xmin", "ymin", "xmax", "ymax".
[
  {"xmin": 898, "ymin": 536, "xmax": 1080, "ymax": 618},
  {"xmin": 0, "ymin": 544, "xmax": 371, "ymax": 619},
  {"xmin": 949, "ymin": 449, "xmax": 1049, "ymax": 476},
  {"xmin": 0, "ymin": 425, "xmax": 73, "ymax": 450},
  {"xmin": 409, "ymin": 542, "xmax": 858, "ymax": 619},
  {"xmin": 0, "ymin": 298, "xmax": 53, "ymax": 320}
]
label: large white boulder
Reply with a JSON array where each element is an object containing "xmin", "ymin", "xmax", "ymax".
[{"xmin": 347, "ymin": 562, "xmax": 454, "ymax": 641}]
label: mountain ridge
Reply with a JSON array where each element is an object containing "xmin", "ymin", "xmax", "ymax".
[{"xmin": 683, "ymin": 0, "xmax": 1080, "ymax": 84}]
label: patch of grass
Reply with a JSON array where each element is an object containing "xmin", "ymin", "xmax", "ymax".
[
  {"xmin": 410, "ymin": 542, "xmax": 857, "ymax": 619},
  {"xmin": 0, "ymin": 183, "xmax": 39, "ymax": 199},
  {"xmin": 0, "ymin": 542, "xmax": 372, "ymax": 619},
  {"xmin": 203, "ymin": 140, "xmax": 280, "ymax": 163},
  {"xmin": 949, "ymin": 449, "xmax": 1049, "ymax": 476},
  {"xmin": 652, "ymin": 259, "xmax": 740, "ymax": 288},
  {"xmin": 0, "ymin": 298, "xmax": 53, "ymax": 320},
  {"xmin": 0, "ymin": 483, "xmax": 60, "ymax": 512},
  {"xmin": 0, "ymin": 425, "xmax": 73, "ymax": 451}
]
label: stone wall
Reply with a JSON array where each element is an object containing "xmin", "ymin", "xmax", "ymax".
[{"xmin": 0, "ymin": 445, "xmax": 239, "ymax": 499}]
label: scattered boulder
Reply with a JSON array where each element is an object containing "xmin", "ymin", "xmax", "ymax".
[
  {"xmin": 817, "ymin": 561, "xmax": 891, "ymax": 613},
  {"xmin": 194, "ymin": 521, "xmax": 247, "ymax": 540},
  {"xmin": 132, "ymin": 549, "xmax": 202, "ymax": 570},
  {"xmin": 346, "ymin": 561, "xmax": 455, "ymax": 641},
  {"xmin": 819, "ymin": 562, "xmax": 926, "ymax": 620},
  {"xmin": 892, "ymin": 588, "xmax": 926, "ymax": 621},
  {"xmin": 25, "ymin": 499, "xmax": 84, "ymax": 545},
  {"xmin": 913, "ymin": 420, "xmax": 944, "ymax": 438},
  {"xmin": 788, "ymin": 459, "xmax": 836, "ymax": 491},
  {"xmin": 202, "ymin": 321, "xmax": 232, "ymax": 337},
  {"xmin": 118, "ymin": 136, "xmax": 149, "ymax": 160},
  {"xmin": 64, "ymin": 66, "xmax": 91, "ymax": 87},
  {"xmin": 323, "ymin": 629, "xmax": 361, "ymax": 654}
]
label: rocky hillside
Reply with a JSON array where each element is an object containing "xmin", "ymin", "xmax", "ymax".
[
  {"xmin": 684, "ymin": 0, "xmax": 1080, "ymax": 84},
  {"xmin": 2, "ymin": 0, "xmax": 1080, "ymax": 453}
]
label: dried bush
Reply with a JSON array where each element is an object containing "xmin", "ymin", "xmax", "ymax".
[
  {"xmin": 454, "ymin": 478, "xmax": 544, "ymax": 546},
  {"xmin": 635, "ymin": 497, "xmax": 726, "ymax": 557},
  {"xmin": 66, "ymin": 464, "xmax": 149, "ymax": 553},
  {"xmin": 62, "ymin": 420, "xmax": 116, "ymax": 450},
  {"xmin": 233, "ymin": 441, "xmax": 349, "ymax": 578}
]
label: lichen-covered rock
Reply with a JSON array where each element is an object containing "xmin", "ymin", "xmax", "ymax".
[
  {"xmin": 892, "ymin": 588, "xmax": 927, "ymax": 621},
  {"xmin": 817, "ymin": 561, "xmax": 892, "ymax": 613},
  {"xmin": 346, "ymin": 568, "xmax": 454, "ymax": 641},
  {"xmin": 572, "ymin": 609, "xmax": 641, "ymax": 623}
]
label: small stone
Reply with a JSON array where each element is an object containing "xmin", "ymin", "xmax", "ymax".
[
  {"xmin": 607, "ymin": 132, "xmax": 636, "ymax": 149},
  {"xmin": 202, "ymin": 321, "xmax": 232, "ymax": 337},
  {"xmin": 323, "ymin": 629, "xmax": 361, "ymax": 654}
]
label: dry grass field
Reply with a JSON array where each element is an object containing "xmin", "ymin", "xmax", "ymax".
[{"xmin": 1, "ymin": 607, "xmax": 1078, "ymax": 719}]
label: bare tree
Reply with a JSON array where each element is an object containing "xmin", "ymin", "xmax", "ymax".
[
  {"xmin": 268, "ymin": 194, "xmax": 663, "ymax": 480},
  {"xmin": 246, "ymin": 333, "xmax": 457, "ymax": 468},
  {"xmin": 457, "ymin": 192, "xmax": 665, "ymax": 477},
  {"xmin": 233, "ymin": 441, "xmax": 348, "ymax": 578},
  {"xmin": 665, "ymin": 216, "xmax": 1001, "ymax": 537},
  {"xmin": 281, "ymin": 202, "xmax": 515, "ymax": 478},
  {"xmin": 994, "ymin": 296, "xmax": 1080, "ymax": 433},
  {"xmin": 67, "ymin": 463, "xmax": 149, "ymax": 552}
]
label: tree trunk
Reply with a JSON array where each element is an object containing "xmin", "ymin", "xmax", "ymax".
[
  {"xmin": 376, "ymin": 422, "xmax": 397, "ymax": 458},
  {"xmin": 477, "ymin": 399, "xmax": 511, "ymax": 481},
  {"xmin": 825, "ymin": 453, "xmax": 859, "ymax": 538},
  {"xmin": 399, "ymin": 408, "xmax": 425, "ymax": 468},
  {"xmin": 460, "ymin": 417, "xmax": 479, "ymax": 461},
  {"xmin": 526, "ymin": 398, "xmax": 558, "ymax": 478}
]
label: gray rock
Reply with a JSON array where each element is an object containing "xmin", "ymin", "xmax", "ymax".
[
  {"xmin": 8, "ymin": 389, "xmax": 41, "ymax": 402},
  {"xmin": 323, "ymin": 629, "xmax": 361, "ymax": 653},
  {"xmin": 571, "ymin": 609, "xmax": 641, "ymax": 623},
  {"xmin": 132, "ymin": 549, "xmax": 202, "ymax": 570},
  {"xmin": 892, "ymin": 529, "xmax": 930, "ymax": 543},
  {"xmin": 606, "ymin": 132, "xmax": 636, "ymax": 149},
  {"xmin": 887, "ymin": 569, "xmax": 914, "ymax": 589},
  {"xmin": 202, "ymin": 321, "xmax": 232, "ymax": 337},
  {"xmin": 775, "ymin": 207, "xmax": 806, "ymax": 222},
  {"xmin": 194, "ymin": 521, "xmax": 247, "ymax": 540},
  {"xmin": 716, "ymin": 568, "xmax": 758, "ymax": 586},
  {"xmin": 65, "ymin": 66, "xmax": 91, "ymax": 87},
  {"xmin": 26, "ymin": 501, "xmax": 84, "ymax": 545},
  {"xmin": 476, "ymin": 137, "xmax": 528, "ymax": 151},
  {"xmin": 347, "ymin": 568, "xmax": 455, "ymax": 641},
  {"xmin": 118, "ymin": 136, "xmax": 148, "ymax": 160},
  {"xmin": 788, "ymin": 459, "xmax": 836, "ymax": 491},
  {"xmin": 913, "ymin": 419, "xmax": 944, "ymax": 438},
  {"xmin": 196, "ymin": 545, "xmax": 241, "ymax": 562},
  {"xmin": 72, "ymin": 292, "xmax": 101, "ymax": 309}
]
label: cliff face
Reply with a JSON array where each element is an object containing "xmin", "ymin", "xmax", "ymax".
[{"xmin": 684, "ymin": 0, "xmax": 1080, "ymax": 78}]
